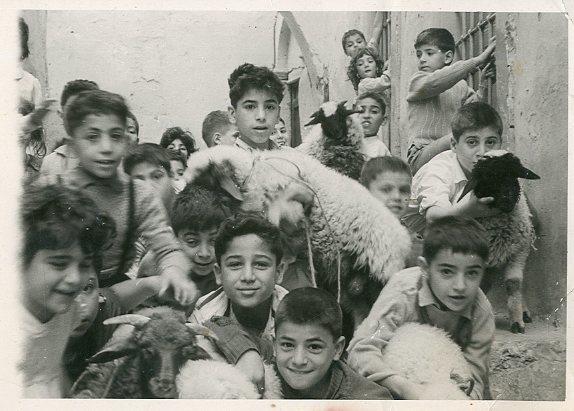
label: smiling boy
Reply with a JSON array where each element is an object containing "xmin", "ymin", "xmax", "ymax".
[
  {"xmin": 347, "ymin": 216, "xmax": 495, "ymax": 399},
  {"xmin": 227, "ymin": 63, "xmax": 285, "ymax": 151},
  {"xmin": 356, "ymin": 91, "xmax": 391, "ymax": 159}
]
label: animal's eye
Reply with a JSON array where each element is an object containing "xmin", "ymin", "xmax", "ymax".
[{"xmin": 141, "ymin": 347, "xmax": 155, "ymax": 359}]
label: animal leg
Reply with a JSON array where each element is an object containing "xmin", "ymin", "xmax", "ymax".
[{"xmin": 505, "ymin": 278, "xmax": 525, "ymax": 333}]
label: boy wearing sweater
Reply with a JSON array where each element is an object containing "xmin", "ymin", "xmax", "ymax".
[
  {"xmin": 347, "ymin": 216, "xmax": 495, "ymax": 399},
  {"xmin": 51, "ymin": 89, "xmax": 196, "ymax": 305},
  {"xmin": 407, "ymin": 28, "xmax": 495, "ymax": 174}
]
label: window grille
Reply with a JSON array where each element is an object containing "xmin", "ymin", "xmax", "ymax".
[
  {"xmin": 376, "ymin": 12, "xmax": 392, "ymax": 149},
  {"xmin": 455, "ymin": 12, "xmax": 497, "ymax": 106}
]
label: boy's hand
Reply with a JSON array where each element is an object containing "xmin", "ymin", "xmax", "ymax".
[
  {"xmin": 159, "ymin": 269, "xmax": 199, "ymax": 306},
  {"xmin": 236, "ymin": 349, "xmax": 265, "ymax": 397},
  {"xmin": 479, "ymin": 60, "xmax": 496, "ymax": 83},
  {"xmin": 458, "ymin": 192, "xmax": 502, "ymax": 219},
  {"xmin": 21, "ymin": 99, "xmax": 57, "ymax": 133},
  {"xmin": 478, "ymin": 37, "xmax": 496, "ymax": 66}
]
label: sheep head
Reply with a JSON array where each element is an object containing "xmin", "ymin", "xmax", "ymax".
[
  {"xmin": 88, "ymin": 307, "xmax": 218, "ymax": 399},
  {"xmin": 305, "ymin": 100, "xmax": 363, "ymax": 147},
  {"xmin": 458, "ymin": 150, "xmax": 540, "ymax": 212}
]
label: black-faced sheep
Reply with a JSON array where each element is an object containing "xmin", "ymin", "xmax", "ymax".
[
  {"xmin": 184, "ymin": 145, "xmax": 411, "ymax": 340},
  {"xmin": 382, "ymin": 323, "xmax": 473, "ymax": 400},
  {"xmin": 297, "ymin": 100, "xmax": 365, "ymax": 180},
  {"xmin": 458, "ymin": 150, "xmax": 540, "ymax": 333}
]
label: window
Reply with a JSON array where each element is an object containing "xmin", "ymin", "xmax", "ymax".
[
  {"xmin": 288, "ymin": 78, "xmax": 301, "ymax": 147},
  {"xmin": 376, "ymin": 11, "xmax": 392, "ymax": 148},
  {"xmin": 455, "ymin": 12, "xmax": 497, "ymax": 106}
]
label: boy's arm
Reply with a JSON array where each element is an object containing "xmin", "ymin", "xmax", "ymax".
[
  {"xmin": 462, "ymin": 299, "xmax": 496, "ymax": 399},
  {"xmin": 133, "ymin": 182, "xmax": 197, "ymax": 306},
  {"xmin": 357, "ymin": 70, "xmax": 391, "ymax": 96},
  {"xmin": 109, "ymin": 276, "xmax": 162, "ymax": 312}
]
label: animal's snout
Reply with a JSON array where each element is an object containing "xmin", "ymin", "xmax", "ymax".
[{"xmin": 149, "ymin": 376, "xmax": 176, "ymax": 398}]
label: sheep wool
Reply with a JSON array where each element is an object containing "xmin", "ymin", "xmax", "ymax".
[{"xmin": 382, "ymin": 323, "xmax": 472, "ymax": 400}]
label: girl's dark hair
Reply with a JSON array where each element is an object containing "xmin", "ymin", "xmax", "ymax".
[
  {"xmin": 123, "ymin": 143, "xmax": 172, "ymax": 176},
  {"xmin": 159, "ymin": 127, "xmax": 196, "ymax": 158},
  {"xmin": 341, "ymin": 29, "xmax": 366, "ymax": 52},
  {"xmin": 422, "ymin": 216, "xmax": 489, "ymax": 263},
  {"xmin": 215, "ymin": 212, "xmax": 283, "ymax": 264},
  {"xmin": 276, "ymin": 287, "xmax": 343, "ymax": 340},
  {"xmin": 21, "ymin": 184, "xmax": 116, "ymax": 270},
  {"xmin": 64, "ymin": 90, "xmax": 128, "ymax": 136},
  {"xmin": 360, "ymin": 156, "xmax": 411, "ymax": 187},
  {"xmin": 19, "ymin": 17, "xmax": 30, "ymax": 60},
  {"xmin": 228, "ymin": 63, "xmax": 284, "ymax": 107},
  {"xmin": 347, "ymin": 47, "xmax": 385, "ymax": 91}
]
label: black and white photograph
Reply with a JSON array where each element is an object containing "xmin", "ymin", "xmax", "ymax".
[{"xmin": 1, "ymin": 1, "xmax": 570, "ymax": 408}]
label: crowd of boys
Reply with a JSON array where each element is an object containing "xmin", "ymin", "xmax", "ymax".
[{"xmin": 19, "ymin": 16, "xmax": 513, "ymax": 400}]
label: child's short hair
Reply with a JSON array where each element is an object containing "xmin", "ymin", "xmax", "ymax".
[
  {"xmin": 414, "ymin": 28, "xmax": 456, "ymax": 53},
  {"xmin": 64, "ymin": 90, "xmax": 128, "ymax": 136},
  {"xmin": 202, "ymin": 110, "xmax": 233, "ymax": 147},
  {"xmin": 357, "ymin": 90, "xmax": 387, "ymax": 116},
  {"xmin": 275, "ymin": 287, "xmax": 343, "ymax": 340},
  {"xmin": 341, "ymin": 29, "xmax": 366, "ymax": 52},
  {"xmin": 167, "ymin": 149, "xmax": 187, "ymax": 170},
  {"xmin": 19, "ymin": 17, "xmax": 29, "ymax": 60},
  {"xmin": 360, "ymin": 156, "xmax": 411, "ymax": 187},
  {"xmin": 171, "ymin": 184, "xmax": 230, "ymax": 236},
  {"xmin": 422, "ymin": 216, "xmax": 489, "ymax": 263},
  {"xmin": 127, "ymin": 110, "xmax": 139, "ymax": 135},
  {"xmin": 160, "ymin": 127, "xmax": 196, "ymax": 156},
  {"xmin": 21, "ymin": 184, "xmax": 116, "ymax": 271},
  {"xmin": 215, "ymin": 212, "xmax": 283, "ymax": 264},
  {"xmin": 347, "ymin": 47, "xmax": 385, "ymax": 91},
  {"xmin": 123, "ymin": 143, "xmax": 172, "ymax": 176},
  {"xmin": 60, "ymin": 79, "xmax": 99, "ymax": 108},
  {"xmin": 451, "ymin": 102, "xmax": 503, "ymax": 142},
  {"xmin": 228, "ymin": 63, "xmax": 284, "ymax": 107}
]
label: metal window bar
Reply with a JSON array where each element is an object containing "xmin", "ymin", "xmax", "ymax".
[
  {"xmin": 377, "ymin": 12, "xmax": 392, "ymax": 149},
  {"xmin": 455, "ymin": 12, "xmax": 497, "ymax": 107}
]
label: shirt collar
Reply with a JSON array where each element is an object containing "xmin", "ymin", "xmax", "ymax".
[
  {"xmin": 15, "ymin": 65, "xmax": 24, "ymax": 81},
  {"xmin": 418, "ymin": 275, "xmax": 473, "ymax": 320},
  {"xmin": 448, "ymin": 150, "xmax": 469, "ymax": 185},
  {"xmin": 69, "ymin": 166, "xmax": 126, "ymax": 193},
  {"xmin": 235, "ymin": 137, "xmax": 279, "ymax": 152}
]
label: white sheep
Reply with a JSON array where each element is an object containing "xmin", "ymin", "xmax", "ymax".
[{"xmin": 382, "ymin": 323, "xmax": 473, "ymax": 400}]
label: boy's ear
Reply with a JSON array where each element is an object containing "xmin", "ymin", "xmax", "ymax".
[
  {"xmin": 228, "ymin": 106, "xmax": 237, "ymax": 124},
  {"xmin": 417, "ymin": 256, "xmax": 430, "ymax": 274},
  {"xmin": 212, "ymin": 132, "xmax": 222, "ymax": 145},
  {"xmin": 333, "ymin": 336, "xmax": 346, "ymax": 360},
  {"xmin": 213, "ymin": 263, "xmax": 223, "ymax": 285},
  {"xmin": 444, "ymin": 50, "xmax": 454, "ymax": 65},
  {"xmin": 275, "ymin": 260, "xmax": 287, "ymax": 285},
  {"xmin": 450, "ymin": 135, "xmax": 458, "ymax": 151}
]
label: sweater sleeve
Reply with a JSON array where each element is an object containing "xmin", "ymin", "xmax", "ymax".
[
  {"xmin": 203, "ymin": 316, "xmax": 261, "ymax": 364},
  {"xmin": 358, "ymin": 70, "xmax": 391, "ymax": 96},
  {"xmin": 407, "ymin": 57, "xmax": 481, "ymax": 102},
  {"xmin": 133, "ymin": 181, "xmax": 191, "ymax": 277}
]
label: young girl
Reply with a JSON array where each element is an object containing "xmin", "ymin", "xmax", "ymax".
[
  {"xmin": 348, "ymin": 47, "xmax": 391, "ymax": 101},
  {"xmin": 19, "ymin": 183, "xmax": 115, "ymax": 397},
  {"xmin": 160, "ymin": 126, "xmax": 197, "ymax": 160}
]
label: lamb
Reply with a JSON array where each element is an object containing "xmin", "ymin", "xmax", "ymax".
[
  {"xmin": 458, "ymin": 150, "xmax": 540, "ymax": 333},
  {"xmin": 382, "ymin": 323, "xmax": 474, "ymax": 400},
  {"xmin": 297, "ymin": 100, "xmax": 365, "ymax": 180},
  {"xmin": 184, "ymin": 145, "xmax": 411, "ymax": 338}
]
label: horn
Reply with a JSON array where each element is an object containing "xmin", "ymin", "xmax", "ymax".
[
  {"xmin": 304, "ymin": 115, "xmax": 321, "ymax": 127},
  {"xmin": 517, "ymin": 166, "xmax": 540, "ymax": 180},
  {"xmin": 186, "ymin": 323, "xmax": 220, "ymax": 341},
  {"xmin": 104, "ymin": 314, "xmax": 151, "ymax": 327}
]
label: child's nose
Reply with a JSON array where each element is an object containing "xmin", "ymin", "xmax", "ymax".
[
  {"xmin": 292, "ymin": 347, "xmax": 308, "ymax": 366},
  {"xmin": 240, "ymin": 265, "xmax": 255, "ymax": 281},
  {"xmin": 453, "ymin": 273, "xmax": 466, "ymax": 291},
  {"xmin": 197, "ymin": 243, "xmax": 210, "ymax": 258},
  {"xmin": 256, "ymin": 106, "xmax": 266, "ymax": 121},
  {"xmin": 99, "ymin": 136, "xmax": 113, "ymax": 152}
]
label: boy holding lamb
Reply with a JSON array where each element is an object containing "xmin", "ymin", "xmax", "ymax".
[{"xmin": 347, "ymin": 216, "xmax": 495, "ymax": 399}]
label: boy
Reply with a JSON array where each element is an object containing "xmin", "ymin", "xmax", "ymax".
[
  {"xmin": 270, "ymin": 117, "xmax": 289, "ymax": 148},
  {"xmin": 347, "ymin": 216, "xmax": 495, "ymax": 400},
  {"xmin": 228, "ymin": 63, "xmax": 284, "ymax": 151},
  {"xmin": 39, "ymin": 79, "xmax": 99, "ymax": 177},
  {"xmin": 274, "ymin": 287, "xmax": 393, "ymax": 399},
  {"xmin": 201, "ymin": 110, "xmax": 239, "ymax": 147},
  {"xmin": 53, "ymin": 89, "xmax": 196, "ymax": 305},
  {"xmin": 126, "ymin": 111, "xmax": 140, "ymax": 144},
  {"xmin": 410, "ymin": 102, "xmax": 503, "ymax": 224},
  {"xmin": 356, "ymin": 91, "xmax": 391, "ymax": 159},
  {"xmin": 407, "ymin": 28, "xmax": 495, "ymax": 174},
  {"xmin": 167, "ymin": 149, "xmax": 187, "ymax": 193},
  {"xmin": 341, "ymin": 12, "xmax": 384, "ymax": 58},
  {"xmin": 19, "ymin": 183, "xmax": 116, "ymax": 397}
]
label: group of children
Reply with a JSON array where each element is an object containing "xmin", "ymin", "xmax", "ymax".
[{"xmin": 19, "ymin": 18, "xmax": 515, "ymax": 401}]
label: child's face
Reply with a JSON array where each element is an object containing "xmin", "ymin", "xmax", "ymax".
[
  {"xmin": 23, "ymin": 244, "xmax": 94, "ymax": 322},
  {"xmin": 214, "ymin": 124, "xmax": 239, "ymax": 146},
  {"xmin": 415, "ymin": 44, "xmax": 453, "ymax": 72},
  {"xmin": 420, "ymin": 249, "xmax": 485, "ymax": 313},
  {"xmin": 177, "ymin": 227, "xmax": 218, "ymax": 277},
  {"xmin": 214, "ymin": 234, "xmax": 284, "ymax": 308},
  {"xmin": 344, "ymin": 33, "xmax": 367, "ymax": 57},
  {"xmin": 71, "ymin": 114, "xmax": 128, "ymax": 179},
  {"xmin": 70, "ymin": 275, "xmax": 99, "ymax": 338},
  {"xmin": 356, "ymin": 54, "xmax": 377, "ymax": 79},
  {"xmin": 229, "ymin": 89, "xmax": 280, "ymax": 145},
  {"xmin": 130, "ymin": 161, "xmax": 174, "ymax": 209},
  {"xmin": 451, "ymin": 126, "xmax": 502, "ymax": 174},
  {"xmin": 170, "ymin": 160, "xmax": 185, "ymax": 181},
  {"xmin": 167, "ymin": 138, "xmax": 189, "ymax": 158},
  {"xmin": 126, "ymin": 117, "xmax": 139, "ymax": 145},
  {"xmin": 357, "ymin": 97, "xmax": 385, "ymax": 137},
  {"xmin": 270, "ymin": 121, "xmax": 289, "ymax": 147},
  {"xmin": 368, "ymin": 171, "xmax": 412, "ymax": 217},
  {"xmin": 275, "ymin": 321, "xmax": 345, "ymax": 394}
]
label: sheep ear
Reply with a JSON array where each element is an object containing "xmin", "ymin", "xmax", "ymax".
[
  {"xmin": 457, "ymin": 180, "xmax": 477, "ymax": 202},
  {"xmin": 186, "ymin": 323, "xmax": 219, "ymax": 341},
  {"xmin": 516, "ymin": 166, "xmax": 540, "ymax": 180},
  {"xmin": 213, "ymin": 162, "xmax": 244, "ymax": 201}
]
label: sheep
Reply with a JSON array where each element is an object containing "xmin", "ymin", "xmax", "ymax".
[
  {"xmin": 297, "ymin": 100, "xmax": 365, "ymax": 180},
  {"xmin": 184, "ymin": 145, "xmax": 411, "ymax": 339},
  {"xmin": 70, "ymin": 306, "xmax": 218, "ymax": 398},
  {"xmin": 458, "ymin": 150, "xmax": 540, "ymax": 333},
  {"xmin": 381, "ymin": 323, "xmax": 473, "ymax": 400}
]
